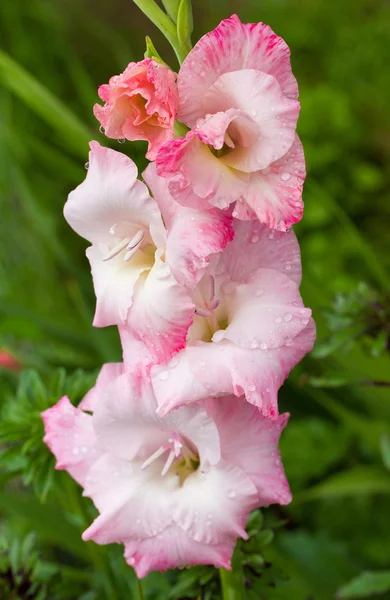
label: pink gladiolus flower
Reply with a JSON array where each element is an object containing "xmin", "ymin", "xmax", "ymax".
[
  {"xmin": 94, "ymin": 58, "xmax": 178, "ymax": 160},
  {"xmin": 42, "ymin": 370, "xmax": 291, "ymax": 577},
  {"xmin": 156, "ymin": 15, "xmax": 304, "ymax": 231},
  {"xmin": 146, "ymin": 221, "xmax": 315, "ymax": 418},
  {"xmin": 65, "ymin": 143, "xmax": 232, "ymax": 362}
]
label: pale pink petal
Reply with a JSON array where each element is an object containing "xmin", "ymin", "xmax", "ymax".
[
  {"xmin": 163, "ymin": 403, "xmax": 221, "ymax": 466},
  {"xmin": 217, "ymin": 220, "xmax": 302, "ymax": 285},
  {"xmin": 220, "ymin": 268, "xmax": 312, "ymax": 350},
  {"xmin": 118, "ymin": 329, "xmax": 154, "ymax": 376},
  {"xmin": 233, "ymin": 135, "xmax": 305, "ymax": 230},
  {"xmin": 124, "ymin": 526, "xmax": 232, "ymax": 578},
  {"xmin": 86, "ymin": 244, "xmax": 153, "ymax": 327},
  {"xmin": 205, "ymin": 397, "xmax": 292, "ymax": 505},
  {"xmin": 79, "ymin": 363, "xmax": 124, "ymax": 412},
  {"xmin": 42, "ymin": 397, "xmax": 100, "ymax": 487},
  {"xmin": 152, "ymin": 318, "xmax": 315, "ymax": 419},
  {"xmin": 173, "ymin": 462, "xmax": 258, "ymax": 544},
  {"xmin": 92, "ymin": 374, "xmax": 166, "ymax": 462},
  {"xmin": 178, "ymin": 14, "xmax": 298, "ymax": 127},
  {"xmin": 82, "ymin": 454, "xmax": 175, "ymax": 544},
  {"xmin": 125, "ymin": 252, "xmax": 195, "ymax": 362},
  {"xmin": 143, "ymin": 163, "xmax": 234, "ymax": 287},
  {"xmin": 64, "ymin": 142, "xmax": 162, "ymax": 246},
  {"xmin": 157, "ymin": 132, "xmax": 304, "ymax": 231},
  {"xmin": 202, "ymin": 70, "xmax": 299, "ymax": 171}
]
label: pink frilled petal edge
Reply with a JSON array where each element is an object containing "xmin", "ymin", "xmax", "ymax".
[
  {"xmin": 41, "ymin": 397, "xmax": 100, "ymax": 487},
  {"xmin": 178, "ymin": 14, "xmax": 298, "ymax": 127},
  {"xmin": 143, "ymin": 163, "xmax": 234, "ymax": 288}
]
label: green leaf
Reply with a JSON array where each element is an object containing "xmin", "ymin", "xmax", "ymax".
[
  {"xmin": 294, "ymin": 467, "xmax": 390, "ymax": 504},
  {"xmin": 0, "ymin": 49, "xmax": 91, "ymax": 159},
  {"xmin": 371, "ymin": 330, "xmax": 388, "ymax": 358},
  {"xmin": 144, "ymin": 36, "xmax": 166, "ymax": 64},
  {"xmin": 161, "ymin": 0, "xmax": 180, "ymax": 22},
  {"xmin": 337, "ymin": 571, "xmax": 390, "ymax": 598},
  {"xmin": 176, "ymin": 0, "xmax": 193, "ymax": 45}
]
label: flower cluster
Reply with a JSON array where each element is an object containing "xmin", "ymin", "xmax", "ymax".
[{"xmin": 42, "ymin": 14, "xmax": 315, "ymax": 578}]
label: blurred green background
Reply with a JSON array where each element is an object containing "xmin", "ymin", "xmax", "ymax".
[{"xmin": 0, "ymin": 0, "xmax": 390, "ymax": 598}]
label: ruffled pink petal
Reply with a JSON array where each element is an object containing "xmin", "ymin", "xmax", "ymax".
[
  {"xmin": 143, "ymin": 163, "xmax": 234, "ymax": 287},
  {"xmin": 124, "ymin": 526, "xmax": 232, "ymax": 578},
  {"xmin": 152, "ymin": 318, "xmax": 315, "ymax": 418},
  {"xmin": 86, "ymin": 244, "xmax": 153, "ymax": 328},
  {"xmin": 178, "ymin": 14, "xmax": 298, "ymax": 127},
  {"xmin": 202, "ymin": 70, "xmax": 299, "ymax": 171},
  {"xmin": 94, "ymin": 59, "xmax": 178, "ymax": 160},
  {"xmin": 156, "ymin": 133, "xmax": 246, "ymax": 211},
  {"xmin": 64, "ymin": 142, "xmax": 162, "ymax": 246},
  {"xmin": 125, "ymin": 252, "xmax": 195, "ymax": 363},
  {"xmin": 217, "ymin": 220, "xmax": 302, "ymax": 285},
  {"xmin": 118, "ymin": 329, "xmax": 154, "ymax": 376},
  {"xmin": 79, "ymin": 363, "xmax": 124, "ymax": 412},
  {"xmin": 173, "ymin": 462, "xmax": 258, "ymax": 544},
  {"xmin": 82, "ymin": 454, "xmax": 175, "ymax": 544},
  {"xmin": 220, "ymin": 268, "xmax": 312, "ymax": 350},
  {"xmin": 42, "ymin": 397, "xmax": 100, "ymax": 487},
  {"xmin": 233, "ymin": 135, "xmax": 305, "ymax": 231},
  {"xmin": 205, "ymin": 397, "xmax": 292, "ymax": 505},
  {"xmin": 157, "ymin": 132, "xmax": 304, "ymax": 231}
]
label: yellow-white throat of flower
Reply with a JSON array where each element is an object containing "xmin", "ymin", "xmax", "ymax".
[{"xmin": 141, "ymin": 431, "xmax": 200, "ymax": 485}]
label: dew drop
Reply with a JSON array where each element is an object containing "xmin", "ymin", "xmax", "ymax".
[
  {"xmin": 280, "ymin": 171, "xmax": 291, "ymax": 182},
  {"xmin": 99, "ymin": 125, "xmax": 105, "ymax": 134},
  {"xmin": 255, "ymin": 288, "xmax": 264, "ymax": 297},
  {"xmin": 84, "ymin": 161, "xmax": 89, "ymax": 170},
  {"xmin": 284, "ymin": 313, "xmax": 293, "ymax": 322},
  {"xmin": 260, "ymin": 341, "xmax": 268, "ymax": 350},
  {"xmin": 159, "ymin": 370, "xmax": 169, "ymax": 381},
  {"xmin": 251, "ymin": 235, "xmax": 260, "ymax": 243},
  {"xmin": 274, "ymin": 316, "xmax": 282, "ymax": 324},
  {"xmin": 248, "ymin": 384, "xmax": 256, "ymax": 392},
  {"xmin": 228, "ymin": 489, "xmax": 236, "ymax": 499},
  {"xmin": 72, "ymin": 447, "xmax": 79, "ymax": 455},
  {"xmin": 250, "ymin": 339, "xmax": 259, "ymax": 349},
  {"xmin": 118, "ymin": 138, "xmax": 126, "ymax": 144}
]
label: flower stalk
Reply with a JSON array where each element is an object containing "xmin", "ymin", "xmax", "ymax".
[
  {"xmin": 132, "ymin": 0, "xmax": 191, "ymax": 64},
  {"xmin": 219, "ymin": 565, "xmax": 245, "ymax": 600}
]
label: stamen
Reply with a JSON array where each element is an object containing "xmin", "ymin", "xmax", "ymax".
[
  {"xmin": 209, "ymin": 275, "xmax": 216, "ymax": 301},
  {"xmin": 209, "ymin": 297, "xmax": 220, "ymax": 310},
  {"xmin": 124, "ymin": 230, "xmax": 145, "ymax": 262},
  {"xmin": 141, "ymin": 444, "xmax": 169, "ymax": 470},
  {"xmin": 102, "ymin": 237, "xmax": 131, "ymax": 261},
  {"xmin": 161, "ymin": 449, "xmax": 176, "ymax": 476},
  {"xmin": 195, "ymin": 308, "xmax": 211, "ymax": 318}
]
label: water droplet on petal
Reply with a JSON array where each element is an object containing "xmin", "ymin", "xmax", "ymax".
[
  {"xmin": 72, "ymin": 447, "xmax": 79, "ymax": 455},
  {"xmin": 255, "ymin": 288, "xmax": 264, "ymax": 297},
  {"xmin": 99, "ymin": 125, "xmax": 105, "ymax": 134},
  {"xmin": 84, "ymin": 162, "xmax": 89, "ymax": 170},
  {"xmin": 284, "ymin": 313, "xmax": 293, "ymax": 322},
  {"xmin": 260, "ymin": 341, "xmax": 268, "ymax": 350},
  {"xmin": 274, "ymin": 317, "xmax": 282, "ymax": 324},
  {"xmin": 248, "ymin": 384, "xmax": 256, "ymax": 392},
  {"xmin": 159, "ymin": 370, "xmax": 169, "ymax": 381},
  {"xmin": 280, "ymin": 171, "xmax": 291, "ymax": 181},
  {"xmin": 118, "ymin": 138, "xmax": 126, "ymax": 144},
  {"xmin": 228, "ymin": 489, "xmax": 236, "ymax": 498}
]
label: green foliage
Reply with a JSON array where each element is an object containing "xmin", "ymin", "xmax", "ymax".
[
  {"xmin": 337, "ymin": 571, "xmax": 390, "ymax": 599},
  {"xmin": 0, "ymin": 368, "xmax": 97, "ymax": 499}
]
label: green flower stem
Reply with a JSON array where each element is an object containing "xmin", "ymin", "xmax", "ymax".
[
  {"xmin": 132, "ymin": 0, "xmax": 191, "ymax": 64},
  {"xmin": 136, "ymin": 577, "xmax": 145, "ymax": 600},
  {"xmin": 219, "ymin": 567, "xmax": 245, "ymax": 600}
]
